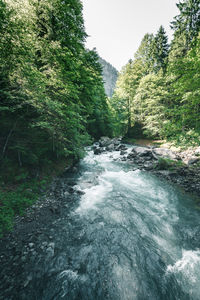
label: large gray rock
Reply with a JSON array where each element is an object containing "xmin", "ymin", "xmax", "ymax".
[
  {"xmin": 115, "ymin": 144, "xmax": 127, "ymax": 151},
  {"xmin": 152, "ymin": 148, "xmax": 178, "ymax": 161},
  {"xmin": 106, "ymin": 144, "xmax": 115, "ymax": 151},
  {"xmin": 132, "ymin": 147, "xmax": 153, "ymax": 158},
  {"xmin": 99, "ymin": 136, "xmax": 122, "ymax": 148},
  {"xmin": 99, "ymin": 136, "xmax": 113, "ymax": 147}
]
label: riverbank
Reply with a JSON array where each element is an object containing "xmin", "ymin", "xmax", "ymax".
[
  {"xmin": 0, "ymin": 169, "xmax": 84, "ymax": 298},
  {"xmin": 93, "ymin": 137, "xmax": 200, "ymax": 202},
  {"xmin": 0, "ymin": 157, "xmax": 76, "ymax": 237}
]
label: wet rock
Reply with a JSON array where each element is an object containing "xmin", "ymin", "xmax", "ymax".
[
  {"xmin": 68, "ymin": 187, "xmax": 75, "ymax": 194},
  {"xmin": 120, "ymin": 150, "xmax": 127, "ymax": 156},
  {"xmin": 127, "ymin": 152, "xmax": 136, "ymax": 160},
  {"xmin": 132, "ymin": 147, "xmax": 153, "ymax": 158},
  {"xmin": 73, "ymin": 185, "xmax": 85, "ymax": 195},
  {"xmin": 121, "ymin": 157, "xmax": 127, "ymax": 161},
  {"xmin": 76, "ymin": 190, "xmax": 85, "ymax": 195},
  {"xmin": 143, "ymin": 162, "xmax": 154, "ymax": 170},
  {"xmin": 106, "ymin": 144, "xmax": 115, "ymax": 151},
  {"xmin": 99, "ymin": 136, "xmax": 113, "ymax": 147},
  {"xmin": 115, "ymin": 144, "xmax": 127, "ymax": 151},
  {"xmin": 94, "ymin": 148, "xmax": 103, "ymax": 155}
]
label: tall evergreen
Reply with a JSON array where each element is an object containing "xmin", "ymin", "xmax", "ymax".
[
  {"xmin": 171, "ymin": 0, "xmax": 200, "ymax": 48},
  {"xmin": 152, "ymin": 26, "xmax": 169, "ymax": 73}
]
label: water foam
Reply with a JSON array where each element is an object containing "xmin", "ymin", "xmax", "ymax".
[
  {"xmin": 167, "ymin": 249, "xmax": 200, "ymax": 277},
  {"xmin": 76, "ymin": 176, "xmax": 113, "ymax": 213},
  {"xmin": 58, "ymin": 270, "xmax": 78, "ymax": 280},
  {"xmin": 167, "ymin": 249, "xmax": 200, "ymax": 298}
]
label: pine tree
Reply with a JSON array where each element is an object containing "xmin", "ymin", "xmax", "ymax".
[
  {"xmin": 151, "ymin": 26, "xmax": 169, "ymax": 73},
  {"xmin": 171, "ymin": 0, "xmax": 200, "ymax": 49}
]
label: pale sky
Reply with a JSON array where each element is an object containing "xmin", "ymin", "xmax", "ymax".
[{"xmin": 82, "ymin": 0, "xmax": 179, "ymax": 71}]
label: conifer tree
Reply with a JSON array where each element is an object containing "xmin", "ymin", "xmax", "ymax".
[
  {"xmin": 171, "ymin": 0, "xmax": 200, "ymax": 48},
  {"xmin": 151, "ymin": 26, "xmax": 169, "ymax": 73}
]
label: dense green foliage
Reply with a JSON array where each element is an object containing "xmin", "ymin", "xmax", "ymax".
[
  {"xmin": 0, "ymin": 0, "xmax": 112, "ymax": 172},
  {"xmin": 110, "ymin": 0, "xmax": 200, "ymax": 145},
  {"xmin": 0, "ymin": 0, "xmax": 112, "ymax": 234}
]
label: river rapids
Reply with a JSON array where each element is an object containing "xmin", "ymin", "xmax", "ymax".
[{"xmin": 1, "ymin": 147, "xmax": 200, "ymax": 300}]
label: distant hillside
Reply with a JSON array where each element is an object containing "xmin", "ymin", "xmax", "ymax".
[{"xmin": 98, "ymin": 57, "xmax": 118, "ymax": 97}]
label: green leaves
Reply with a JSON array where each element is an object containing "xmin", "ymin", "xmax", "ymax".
[
  {"xmin": 111, "ymin": 4, "xmax": 200, "ymax": 145},
  {"xmin": 0, "ymin": 0, "xmax": 112, "ymax": 175}
]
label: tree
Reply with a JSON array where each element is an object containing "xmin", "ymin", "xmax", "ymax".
[
  {"xmin": 171, "ymin": 0, "xmax": 200, "ymax": 50},
  {"xmin": 134, "ymin": 74, "xmax": 171, "ymax": 138},
  {"xmin": 0, "ymin": 0, "xmax": 112, "ymax": 179},
  {"xmin": 151, "ymin": 26, "xmax": 169, "ymax": 73}
]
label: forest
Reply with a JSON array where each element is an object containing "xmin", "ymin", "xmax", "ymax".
[
  {"xmin": 110, "ymin": 0, "xmax": 200, "ymax": 145},
  {"xmin": 0, "ymin": 0, "xmax": 113, "ymax": 176},
  {"xmin": 0, "ymin": 0, "xmax": 113, "ymax": 233},
  {"xmin": 0, "ymin": 0, "xmax": 200, "ymax": 234}
]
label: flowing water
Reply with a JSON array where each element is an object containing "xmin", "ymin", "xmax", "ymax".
[{"xmin": 1, "ymin": 148, "xmax": 200, "ymax": 300}]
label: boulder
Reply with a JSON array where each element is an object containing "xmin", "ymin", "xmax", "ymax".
[
  {"xmin": 106, "ymin": 144, "xmax": 115, "ymax": 151},
  {"xmin": 152, "ymin": 148, "xmax": 178, "ymax": 161},
  {"xmin": 94, "ymin": 148, "xmax": 103, "ymax": 155},
  {"xmin": 143, "ymin": 162, "xmax": 154, "ymax": 170},
  {"xmin": 112, "ymin": 138, "xmax": 121, "ymax": 146},
  {"xmin": 99, "ymin": 136, "xmax": 113, "ymax": 147},
  {"xmin": 120, "ymin": 150, "xmax": 127, "ymax": 156},
  {"xmin": 132, "ymin": 147, "xmax": 153, "ymax": 158},
  {"xmin": 115, "ymin": 144, "xmax": 128, "ymax": 151}
]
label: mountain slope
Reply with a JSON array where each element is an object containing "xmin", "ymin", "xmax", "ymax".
[{"xmin": 98, "ymin": 57, "xmax": 118, "ymax": 97}]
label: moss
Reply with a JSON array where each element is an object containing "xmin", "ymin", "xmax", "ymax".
[{"xmin": 0, "ymin": 182, "xmax": 39, "ymax": 237}]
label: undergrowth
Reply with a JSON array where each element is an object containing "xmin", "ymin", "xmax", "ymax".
[
  {"xmin": 155, "ymin": 157, "xmax": 185, "ymax": 171},
  {"xmin": 0, "ymin": 156, "xmax": 74, "ymax": 237},
  {"xmin": 0, "ymin": 179, "xmax": 48, "ymax": 237}
]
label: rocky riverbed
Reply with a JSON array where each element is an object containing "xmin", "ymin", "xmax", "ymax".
[
  {"xmin": 93, "ymin": 137, "xmax": 200, "ymax": 198},
  {"xmin": 0, "ymin": 170, "xmax": 83, "ymax": 298}
]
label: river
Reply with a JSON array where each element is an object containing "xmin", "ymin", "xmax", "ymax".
[{"xmin": 1, "ymin": 147, "xmax": 200, "ymax": 299}]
